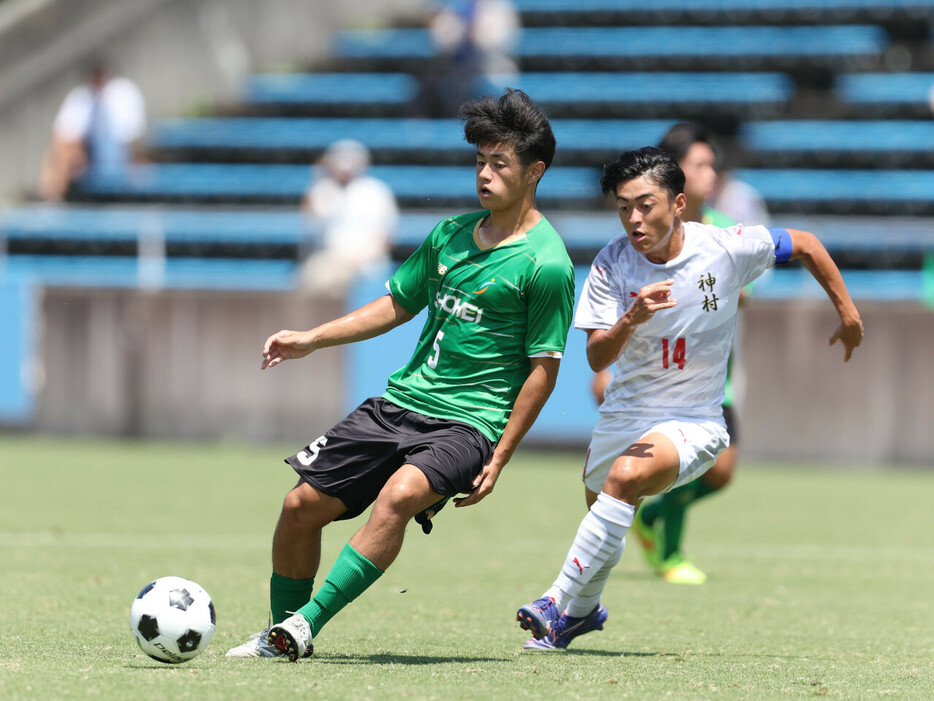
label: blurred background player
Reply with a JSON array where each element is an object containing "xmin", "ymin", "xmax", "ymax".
[
  {"xmin": 592, "ymin": 122, "xmax": 769, "ymax": 585},
  {"xmin": 38, "ymin": 59, "xmax": 146, "ymax": 202},
  {"xmin": 300, "ymin": 139, "xmax": 399, "ymax": 294}
]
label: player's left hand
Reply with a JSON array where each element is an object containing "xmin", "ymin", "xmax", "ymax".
[
  {"xmin": 453, "ymin": 460, "xmax": 503, "ymax": 508},
  {"xmin": 829, "ymin": 317, "xmax": 864, "ymax": 362}
]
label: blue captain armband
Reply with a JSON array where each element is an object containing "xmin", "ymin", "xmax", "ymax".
[{"xmin": 768, "ymin": 227, "xmax": 794, "ymax": 264}]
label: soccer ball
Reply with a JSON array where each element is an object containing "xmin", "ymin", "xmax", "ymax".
[{"xmin": 130, "ymin": 576, "xmax": 216, "ymax": 663}]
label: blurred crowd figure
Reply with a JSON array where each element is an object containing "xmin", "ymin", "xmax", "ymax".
[
  {"xmin": 417, "ymin": 0, "xmax": 521, "ymax": 117},
  {"xmin": 39, "ymin": 60, "xmax": 146, "ymax": 202},
  {"xmin": 300, "ymin": 139, "xmax": 399, "ymax": 295},
  {"xmin": 709, "ymin": 170, "xmax": 771, "ymax": 226}
]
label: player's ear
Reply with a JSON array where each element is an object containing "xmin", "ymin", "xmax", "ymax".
[
  {"xmin": 672, "ymin": 192, "xmax": 687, "ymax": 217},
  {"xmin": 526, "ymin": 160, "xmax": 545, "ymax": 183}
]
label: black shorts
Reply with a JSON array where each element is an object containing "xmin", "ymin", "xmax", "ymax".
[
  {"xmin": 286, "ymin": 397, "xmax": 495, "ymax": 520},
  {"xmin": 722, "ymin": 404, "xmax": 739, "ymax": 446}
]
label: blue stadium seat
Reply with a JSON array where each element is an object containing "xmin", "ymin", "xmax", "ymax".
[
  {"xmin": 1, "ymin": 206, "xmax": 306, "ymax": 245},
  {"xmin": 72, "ymin": 163, "xmax": 603, "ymax": 205},
  {"xmin": 66, "ymin": 163, "xmax": 934, "ymax": 214},
  {"xmin": 3, "ymin": 254, "xmax": 297, "ymax": 290},
  {"xmin": 513, "ymin": 72, "xmax": 794, "ymax": 105},
  {"xmin": 740, "ymin": 120, "xmax": 934, "ymax": 153},
  {"xmin": 734, "ymin": 168, "xmax": 934, "ymax": 212},
  {"xmin": 244, "ymin": 73, "xmax": 419, "ymax": 105},
  {"xmin": 396, "ymin": 212, "xmax": 934, "ymax": 253},
  {"xmin": 336, "ymin": 25, "xmax": 887, "ymax": 61},
  {"xmin": 753, "ymin": 268, "xmax": 927, "ymax": 302},
  {"xmin": 834, "ymin": 73, "xmax": 934, "ymax": 105},
  {"xmin": 231, "ymin": 71, "xmax": 795, "ymax": 112},
  {"xmin": 510, "ymin": 0, "xmax": 934, "ymax": 15},
  {"xmin": 515, "ymin": 26, "xmax": 887, "ymax": 59},
  {"xmin": 152, "ymin": 117, "xmax": 675, "ymax": 155}
]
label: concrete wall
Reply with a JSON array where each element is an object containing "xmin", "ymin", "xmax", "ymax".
[
  {"xmin": 31, "ymin": 288, "xmax": 934, "ymax": 466},
  {"xmin": 740, "ymin": 299, "xmax": 934, "ymax": 466},
  {"xmin": 0, "ymin": 0, "xmax": 422, "ymax": 202},
  {"xmin": 36, "ymin": 287, "xmax": 345, "ymax": 442}
]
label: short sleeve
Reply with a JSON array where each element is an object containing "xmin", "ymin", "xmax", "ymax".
[
  {"xmin": 53, "ymin": 86, "xmax": 93, "ymax": 140},
  {"xmin": 525, "ymin": 257, "xmax": 575, "ymax": 357},
  {"xmin": 575, "ymin": 248, "xmax": 625, "ymax": 330},
  {"xmin": 386, "ymin": 225, "xmax": 437, "ymax": 315},
  {"xmin": 723, "ymin": 224, "xmax": 781, "ymax": 288},
  {"xmin": 106, "ymin": 78, "xmax": 146, "ymax": 142}
]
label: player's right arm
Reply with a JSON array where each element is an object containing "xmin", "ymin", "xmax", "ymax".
[
  {"xmin": 786, "ymin": 228, "xmax": 864, "ymax": 362},
  {"xmin": 584, "ymin": 280, "xmax": 677, "ymax": 372},
  {"xmin": 261, "ymin": 294, "xmax": 414, "ymax": 369}
]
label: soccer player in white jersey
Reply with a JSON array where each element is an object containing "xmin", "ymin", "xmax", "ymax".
[
  {"xmin": 225, "ymin": 89, "xmax": 575, "ymax": 661},
  {"xmin": 516, "ymin": 146, "xmax": 863, "ymax": 651}
]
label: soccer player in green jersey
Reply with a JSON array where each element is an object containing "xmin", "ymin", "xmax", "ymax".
[{"xmin": 226, "ymin": 88, "xmax": 575, "ymax": 661}]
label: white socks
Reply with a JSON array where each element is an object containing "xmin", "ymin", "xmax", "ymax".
[{"xmin": 547, "ymin": 492, "xmax": 634, "ymax": 614}]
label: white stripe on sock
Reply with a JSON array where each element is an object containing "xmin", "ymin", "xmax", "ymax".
[{"xmin": 553, "ymin": 492, "xmax": 634, "ymax": 600}]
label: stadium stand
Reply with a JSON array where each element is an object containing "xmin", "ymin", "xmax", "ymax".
[
  {"xmin": 335, "ymin": 25, "xmax": 890, "ymax": 70},
  {"xmin": 233, "ymin": 71, "xmax": 797, "ymax": 120},
  {"xmin": 738, "ymin": 120, "xmax": 934, "ymax": 167},
  {"xmin": 1, "ymin": 0, "xmax": 932, "ymax": 299},
  {"xmin": 834, "ymin": 72, "xmax": 934, "ymax": 117},
  {"xmin": 151, "ymin": 117, "xmax": 673, "ymax": 163},
  {"xmin": 509, "ymin": 0, "xmax": 934, "ymax": 24}
]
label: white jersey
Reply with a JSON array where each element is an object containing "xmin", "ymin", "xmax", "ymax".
[{"xmin": 576, "ymin": 221, "xmax": 783, "ymax": 420}]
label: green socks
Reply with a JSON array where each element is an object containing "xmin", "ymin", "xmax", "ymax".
[
  {"xmin": 643, "ymin": 478, "xmax": 722, "ymax": 560},
  {"xmin": 270, "ymin": 572, "xmax": 315, "ymax": 625},
  {"xmin": 296, "ymin": 543, "xmax": 384, "ymax": 637}
]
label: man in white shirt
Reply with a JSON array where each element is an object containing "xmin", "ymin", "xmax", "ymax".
[
  {"xmin": 300, "ymin": 139, "xmax": 399, "ymax": 294},
  {"xmin": 516, "ymin": 146, "xmax": 864, "ymax": 651},
  {"xmin": 39, "ymin": 62, "xmax": 146, "ymax": 201}
]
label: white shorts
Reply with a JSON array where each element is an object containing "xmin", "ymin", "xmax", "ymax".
[{"xmin": 582, "ymin": 413, "xmax": 730, "ymax": 495}]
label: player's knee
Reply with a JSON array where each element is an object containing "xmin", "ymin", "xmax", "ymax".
[
  {"xmin": 378, "ymin": 481, "xmax": 423, "ymax": 516},
  {"xmin": 703, "ymin": 467, "xmax": 732, "ymax": 490},
  {"xmin": 603, "ymin": 462, "xmax": 646, "ymax": 502},
  {"xmin": 704, "ymin": 451, "xmax": 736, "ymax": 489},
  {"xmin": 374, "ymin": 473, "xmax": 434, "ymax": 521},
  {"xmin": 280, "ymin": 483, "xmax": 322, "ymax": 527}
]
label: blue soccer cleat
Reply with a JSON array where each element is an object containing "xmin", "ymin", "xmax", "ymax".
[
  {"xmin": 515, "ymin": 596, "xmax": 559, "ymax": 640},
  {"xmin": 522, "ymin": 604, "xmax": 608, "ymax": 651}
]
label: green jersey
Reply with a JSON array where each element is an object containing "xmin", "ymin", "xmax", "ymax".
[
  {"xmin": 703, "ymin": 207, "xmax": 739, "ymax": 406},
  {"xmin": 383, "ymin": 211, "xmax": 575, "ymax": 442}
]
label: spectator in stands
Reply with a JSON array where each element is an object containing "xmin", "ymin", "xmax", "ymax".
[
  {"xmin": 417, "ymin": 0, "xmax": 521, "ymax": 117},
  {"xmin": 300, "ymin": 139, "xmax": 399, "ymax": 295},
  {"xmin": 38, "ymin": 59, "xmax": 146, "ymax": 202}
]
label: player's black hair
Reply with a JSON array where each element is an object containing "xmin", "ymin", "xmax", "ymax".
[
  {"xmin": 600, "ymin": 147, "xmax": 686, "ymax": 202},
  {"xmin": 459, "ymin": 88, "xmax": 556, "ymax": 170},
  {"xmin": 657, "ymin": 122, "xmax": 719, "ymax": 165}
]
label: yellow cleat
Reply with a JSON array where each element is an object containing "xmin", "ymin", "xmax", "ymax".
[{"xmin": 660, "ymin": 555, "xmax": 707, "ymax": 585}]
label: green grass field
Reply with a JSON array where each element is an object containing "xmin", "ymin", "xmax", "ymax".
[{"xmin": 1, "ymin": 435, "xmax": 932, "ymax": 699}]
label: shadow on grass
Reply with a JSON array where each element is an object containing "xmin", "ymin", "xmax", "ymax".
[
  {"xmin": 316, "ymin": 652, "xmax": 507, "ymax": 666},
  {"xmin": 554, "ymin": 649, "xmax": 826, "ymax": 661},
  {"xmin": 315, "ymin": 649, "xmax": 671, "ymax": 665}
]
